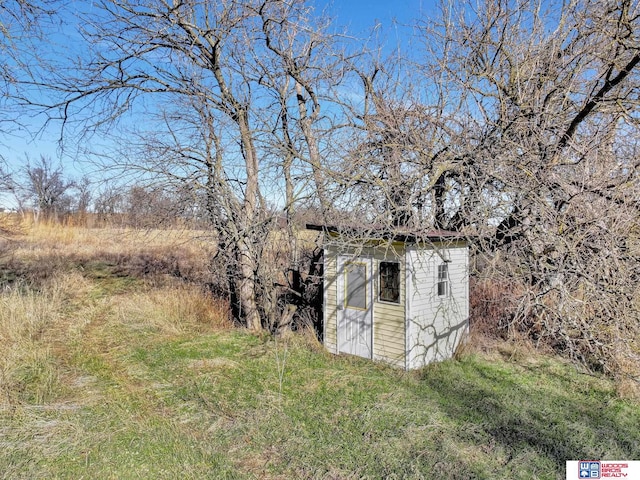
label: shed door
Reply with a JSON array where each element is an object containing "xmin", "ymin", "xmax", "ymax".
[{"xmin": 337, "ymin": 256, "xmax": 373, "ymax": 358}]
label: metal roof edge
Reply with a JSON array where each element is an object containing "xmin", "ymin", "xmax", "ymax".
[{"xmin": 305, "ymin": 223, "xmax": 467, "ymax": 244}]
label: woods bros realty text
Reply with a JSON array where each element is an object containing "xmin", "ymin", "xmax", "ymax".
[{"xmin": 566, "ymin": 461, "xmax": 640, "ymax": 479}]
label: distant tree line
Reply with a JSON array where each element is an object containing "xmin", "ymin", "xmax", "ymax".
[{"xmin": 0, "ymin": 155, "xmax": 199, "ymax": 228}]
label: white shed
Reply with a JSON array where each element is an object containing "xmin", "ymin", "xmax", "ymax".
[{"xmin": 307, "ymin": 224, "xmax": 469, "ymax": 370}]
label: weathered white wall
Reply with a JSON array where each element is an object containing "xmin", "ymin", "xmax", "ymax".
[
  {"xmin": 405, "ymin": 243, "xmax": 469, "ymax": 369},
  {"xmin": 323, "ymin": 243, "xmax": 406, "ymax": 364},
  {"xmin": 323, "ymin": 238, "xmax": 469, "ymax": 370},
  {"xmin": 323, "ymin": 244, "xmax": 339, "ymax": 354}
]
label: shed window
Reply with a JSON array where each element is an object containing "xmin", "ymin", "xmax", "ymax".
[
  {"xmin": 437, "ymin": 263, "xmax": 449, "ymax": 297},
  {"xmin": 345, "ymin": 263, "xmax": 367, "ymax": 309},
  {"xmin": 379, "ymin": 261, "xmax": 400, "ymax": 303}
]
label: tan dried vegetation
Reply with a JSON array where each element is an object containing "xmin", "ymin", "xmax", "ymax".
[{"xmin": 0, "ymin": 217, "xmax": 231, "ymax": 413}]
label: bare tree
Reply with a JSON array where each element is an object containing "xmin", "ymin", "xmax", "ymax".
[
  {"xmin": 428, "ymin": 0, "xmax": 640, "ymax": 376},
  {"xmin": 1, "ymin": 1, "xmax": 60, "ymax": 134},
  {"xmin": 94, "ymin": 184, "xmax": 126, "ymax": 225},
  {"xmin": 74, "ymin": 175, "xmax": 92, "ymax": 218},
  {"xmin": 19, "ymin": 155, "xmax": 74, "ymax": 222},
  {"xmin": 337, "ymin": 0, "xmax": 640, "ymax": 376},
  {"xmin": 45, "ymin": 0, "xmax": 348, "ymax": 330}
]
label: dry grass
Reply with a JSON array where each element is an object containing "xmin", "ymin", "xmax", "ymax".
[
  {"xmin": 111, "ymin": 285, "xmax": 232, "ymax": 334},
  {"xmin": 0, "ymin": 220, "xmax": 638, "ymax": 479},
  {"xmin": 0, "ymin": 276, "xmax": 73, "ymax": 407},
  {"xmin": 0, "ymin": 220, "xmax": 219, "ymax": 288},
  {"xmin": 16, "ymin": 220, "xmax": 216, "ymax": 261},
  {"xmin": 0, "ymin": 221, "xmax": 234, "ymax": 477},
  {"xmin": 0, "ymin": 220, "xmax": 229, "ymax": 413}
]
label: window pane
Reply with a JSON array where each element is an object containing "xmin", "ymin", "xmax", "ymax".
[
  {"xmin": 438, "ymin": 263, "xmax": 448, "ymax": 280},
  {"xmin": 345, "ymin": 263, "xmax": 366, "ymax": 309},
  {"xmin": 437, "ymin": 263, "xmax": 448, "ymax": 296},
  {"xmin": 379, "ymin": 262, "xmax": 400, "ymax": 303}
]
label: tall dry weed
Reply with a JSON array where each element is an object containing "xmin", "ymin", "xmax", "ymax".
[
  {"xmin": 469, "ymin": 278, "xmax": 523, "ymax": 338},
  {"xmin": 0, "ymin": 282, "xmax": 66, "ymax": 345},
  {"xmin": 0, "ymin": 282, "xmax": 63, "ymax": 406},
  {"xmin": 111, "ymin": 285, "xmax": 232, "ymax": 335},
  {"xmin": 10, "ymin": 222, "xmax": 217, "ymax": 287},
  {"xmin": 0, "ymin": 271, "xmax": 97, "ymax": 407}
]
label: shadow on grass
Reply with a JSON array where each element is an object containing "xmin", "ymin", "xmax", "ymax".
[
  {"xmin": 417, "ymin": 357, "xmax": 640, "ymax": 466},
  {"xmin": 0, "ymin": 246, "xmax": 217, "ymax": 291}
]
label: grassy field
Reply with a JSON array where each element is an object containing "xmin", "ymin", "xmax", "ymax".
[{"xmin": 0, "ymin": 223, "xmax": 638, "ymax": 479}]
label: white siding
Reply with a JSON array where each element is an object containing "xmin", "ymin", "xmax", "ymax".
[
  {"xmin": 372, "ymin": 303, "xmax": 405, "ymax": 367},
  {"xmin": 371, "ymin": 247, "xmax": 406, "ymax": 367},
  {"xmin": 406, "ymin": 243, "xmax": 469, "ymax": 369},
  {"xmin": 322, "ymin": 236, "xmax": 469, "ymax": 370},
  {"xmin": 324, "ymin": 243, "xmax": 406, "ymax": 363},
  {"xmin": 323, "ymin": 246, "xmax": 338, "ymax": 353}
]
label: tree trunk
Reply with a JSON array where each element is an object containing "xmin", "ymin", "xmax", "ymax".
[{"xmin": 235, "ymin": 237, "xmax": 261, "ymax": 331}]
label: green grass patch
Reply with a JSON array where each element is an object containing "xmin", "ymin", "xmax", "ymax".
[
  {"xmin": 3, "ymin": 323, "xmax": 639, "ymax": 479},
  {"xmin": 80, "ymin": 260, "xmax": 142, "ymax": 297},
  {"xmin": 1, "ymin": 251, "xmax": 638, "ymax": 479}
]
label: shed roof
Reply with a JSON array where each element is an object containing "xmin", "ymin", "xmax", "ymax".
[{"xmin": 305, "ymin": 223, "xmax": 466, "ymax": 244}]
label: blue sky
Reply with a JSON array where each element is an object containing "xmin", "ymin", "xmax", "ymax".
[
  {"xmin": 318, "ymin": 0, "xmax": 427, "ymax": 35},
  {"xmin": 3, "ymin": 0, "xmax": 431, "ymax": 160},
  {"xmin": 0, "ymin": 0, "xmax": 433, "ymax": 209}
]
